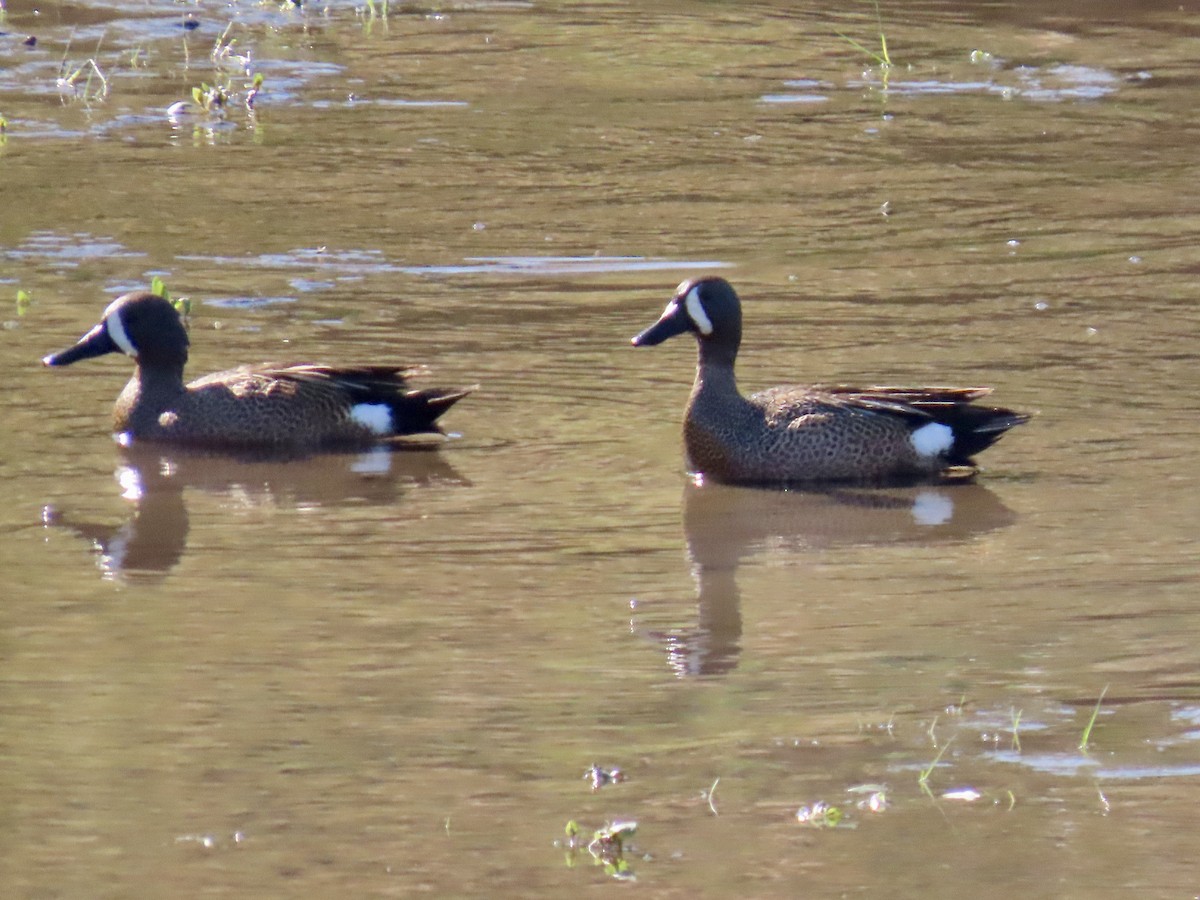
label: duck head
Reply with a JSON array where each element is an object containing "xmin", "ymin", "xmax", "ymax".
[
  {"xmin": 42, "ymin": 292, "xmax": 190, "ymax": 371},
  {"xmin": 631, "ymin": 277, "xmax": 743, "ymax": 360}
]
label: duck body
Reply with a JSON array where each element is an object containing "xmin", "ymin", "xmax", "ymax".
[
  {"xmin": 632, "ymin": 277, "xmax": 1028, "ymax": 485},
  {"xmin": 43, "ymin": 292, "xmax": 472, "ymax": 452}
]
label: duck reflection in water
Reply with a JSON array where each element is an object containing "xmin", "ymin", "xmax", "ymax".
[
  {"xmin": 638, "ymin": 478, "xmax": 1017, "ymax": 678},
  {"xmin": 42, "ymin": 444, "xmax": 466, "ymax": 582}
]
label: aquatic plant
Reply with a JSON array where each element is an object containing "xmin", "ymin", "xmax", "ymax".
[
  {"xmin": 917, "ymin": 737, "xmax": 953, "ymax": 795},
  {"xmin": 583, "ymin": 764, "xmax": 625, "ymax": 791},
  {"xmin": 1078, "ymin": 685, "xmax": 1109, "ymax": 751},
  {"xmin": 836, "ymin": 0, "xmax": 893, "ymax": 71},
  {"xmin": 561, "ymin": 819, "xmax": 638, "ymax": 881},
  {"xmin": 150, "ymin": 277, "xmax": 191, "ymax": 319},
  {"xmin": 796, "ymin": 801, "xmax": 844, "ymax": 828},
  {"xmin": 168, "ymin": 23, "xmax": 263, "ymax": 123},
  {"xmin": 56, "ymin": 32, "xmax": 111, "ymax": 105},
  {"xmin": 58, "ymin": 57, "xmax": 109, "ymax": 105},
  {"xmin": 848, "ymin": 783, "xmax": 889, "ymax": 812},
  {"xmin": 150, "ymin": 276, "xmax": 171, "ymax": 302},
  {"xmin": 704, "ymin": 776, "xmax": 720, "ymax": 815}
]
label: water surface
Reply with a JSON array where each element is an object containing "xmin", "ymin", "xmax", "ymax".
[{"xmin": 1, "ymin": 0, "xmax": 1198, "ymax": 894}]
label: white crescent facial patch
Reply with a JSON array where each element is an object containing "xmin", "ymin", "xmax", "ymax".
[
  {"xmin": 105, "ymin": 309, "xmax": 137, "ymax": 357},
  {"xmin": 683, "ymin": 285, "xmax": 713, "ymax": 336}
]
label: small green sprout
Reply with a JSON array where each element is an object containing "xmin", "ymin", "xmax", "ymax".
[
  {"xmin": 588, "ymin": 821, "xmax": 637, "ymax": 880},
  {"xmin": 918, "ymin": 738, "xmax": 954, "ymax": 795},
  {"xmin": 590, "ymin": 820, "xmax": 636, "ymax": 851},
  {"xmin": 796, "ymin": 802, "xmax": 843, "ymax": 828},
  {"xmin": 836, "ymin": 0, "xmax": 893, "ymax": 70},
  {"xmin": 191, "ymin": 82, "xmax": 228, "ymax": 115},
  {"xmin": 1079, "ymin": 685, "xmax": 1109, "ymax": 751},
  {"xmin": 246, "ymin": 72, "xmax": 265, "ymax": 109}
]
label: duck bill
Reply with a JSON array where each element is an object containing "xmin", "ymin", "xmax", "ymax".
[
  {"xmin": 631, "ymin": 302, "xmax": 690, "ymax": 347},
  {"xmin": 42, "ymin": 320, "xmax": 120, "ymax": 367}
]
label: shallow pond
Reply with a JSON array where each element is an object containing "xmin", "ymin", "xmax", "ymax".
[{"xmin": 1, "ymin": 0, "xmax": 1198, "ymax": 895}]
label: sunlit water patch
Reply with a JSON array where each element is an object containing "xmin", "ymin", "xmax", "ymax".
[
  {"xmin": 991, "ymin": 750, "xmax": 1200, "ymax": 781},
  {"xmin": 313, "ymin": 97, "xmax": 469, "ymax": 109},
  {"xmin": 408, "ymin": 256, "xmax": 733, "ymax": 276},
  {"xmin": 177, "ymin": 248, "xmax": 732, "ymax": 278},
  {"xmin": 1169, "ymin": 706, "xmax": 1200, "ymax": 742},
  {"xmin": 4, "ymin": 231, "xmax": 146, "ymax": 267},
  {"xmin": 763, "ymin": 60, "xmax": 1128, "ymax": 105},
  {"xmin": 202, "ymin": 296, "xmax": 299, "ymax": 310},
  {"xmin": 759, "ymin": 77, "xmax": 832, "ymax": 105}
]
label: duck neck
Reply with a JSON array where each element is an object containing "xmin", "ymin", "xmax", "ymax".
[
  {"xmin": 693, "ymin": 339, "xmax": 741, "ymax": 397},
  {"xmin": 135, "ymin": 359, "xmax": 187, "ymax": 394},
  {"xmin": 119, "ymin": 362, "xmax": 186, "ymax": 430}
]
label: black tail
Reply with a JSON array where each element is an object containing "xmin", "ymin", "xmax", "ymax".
[
  {"xmin": 941, "ymin": 405, "xmax": 1030, "ymax": 464},
  {"xmin": 388, "ymin": 385, "xmax": 476, "ymax": 434}
]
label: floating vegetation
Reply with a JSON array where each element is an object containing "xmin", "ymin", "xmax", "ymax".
[
  {"xmin": 3, "ymin": 287, "xmax": 33, "ymax": 330},
  {"xmin": 167, "ymin": 23, "xmax": 264, "ymax": 128},
  {"xmin": 150, "ymin": 276, "xmax": 191, "ymax": 320},
  {"xmin": 150, "ymin": 276, "xmax": 171, "ymax": 302},
  {"xmin": 795, "ymin": 801, "xmax": 845, "ymax": 828},
  {"xmin": 562, "ymin": 819, "xmax": 638, "ymax": 881},
  {"xmin": 190, "ymin": 82, "xmax": 229, "ymax": 118},
  {"xmin": 55, "ymin": 31, "xmax": 111, "ymax": 105},
  {"xmin": 583, "ymin": 764, "xmax": 625, "ymax": 792},
  {"xmin": 847, "ymin": 783, "xmax": 889, "ymax": 813},
  {"xmin": 57, "ymin": 56, "xmax": 110, "ymax": 105}
]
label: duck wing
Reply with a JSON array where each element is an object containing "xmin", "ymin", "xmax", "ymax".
[{"xmin": 752, "ymin": 384, "xmax": 1029, "ymax": 462}]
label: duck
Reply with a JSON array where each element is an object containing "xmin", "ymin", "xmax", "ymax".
[
  {"xmin": 631, "ymin": 276, "xmax": 1029, "ymax": 484},
  {"xmin": 42, "ymin": 291, "xmax": 473, "ymax": 452}
]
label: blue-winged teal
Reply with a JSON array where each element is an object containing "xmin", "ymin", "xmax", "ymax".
[
  {"xmin": 42, "ymin": 292, "xmax": 473, "ymax": 451},
  {"xmin": 632, "ymin": 277, "xmax": 1029, "ymax": 484}
]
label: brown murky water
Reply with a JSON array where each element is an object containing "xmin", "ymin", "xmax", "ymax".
[{"xmin": 1, "ymin": 0, "xmax": 1198, "ymax": 894}]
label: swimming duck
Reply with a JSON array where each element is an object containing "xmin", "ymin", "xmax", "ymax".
[
  {"xmin": 43, "ymin": 291, "xmax": 473, "ymax": 451},
  {"xmin": 632, "ymin": 276, "xmax": 1028, "ymax": 484}
]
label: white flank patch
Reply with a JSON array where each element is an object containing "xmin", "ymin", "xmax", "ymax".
[
  {"xmin": 106, "ymin": 310, "xmax": 137, "ymax": 357},
  {"xmin": 910, "ymin": 421, "xmax": 954, "ymax": 458},
  {"xmin": 683, "ymin": 285, "xmax": 713, "ymax": 335},
  {"xmin": 350, "ymin": 402, "xmax": 394, "ymax": 435}
]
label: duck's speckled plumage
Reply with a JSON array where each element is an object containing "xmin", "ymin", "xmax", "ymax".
[
  {"xmin": 632, "ymin": 277, "xmax": 1029, "ymax": 484},
  {"xmin": 43, "ymin": 292, "xmax": 472, "ymax": 451}
]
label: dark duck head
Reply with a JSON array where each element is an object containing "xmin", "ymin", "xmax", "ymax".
[{"xmin": 42, "ymin": 292, "xmax": 189, "ymax": 376}]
